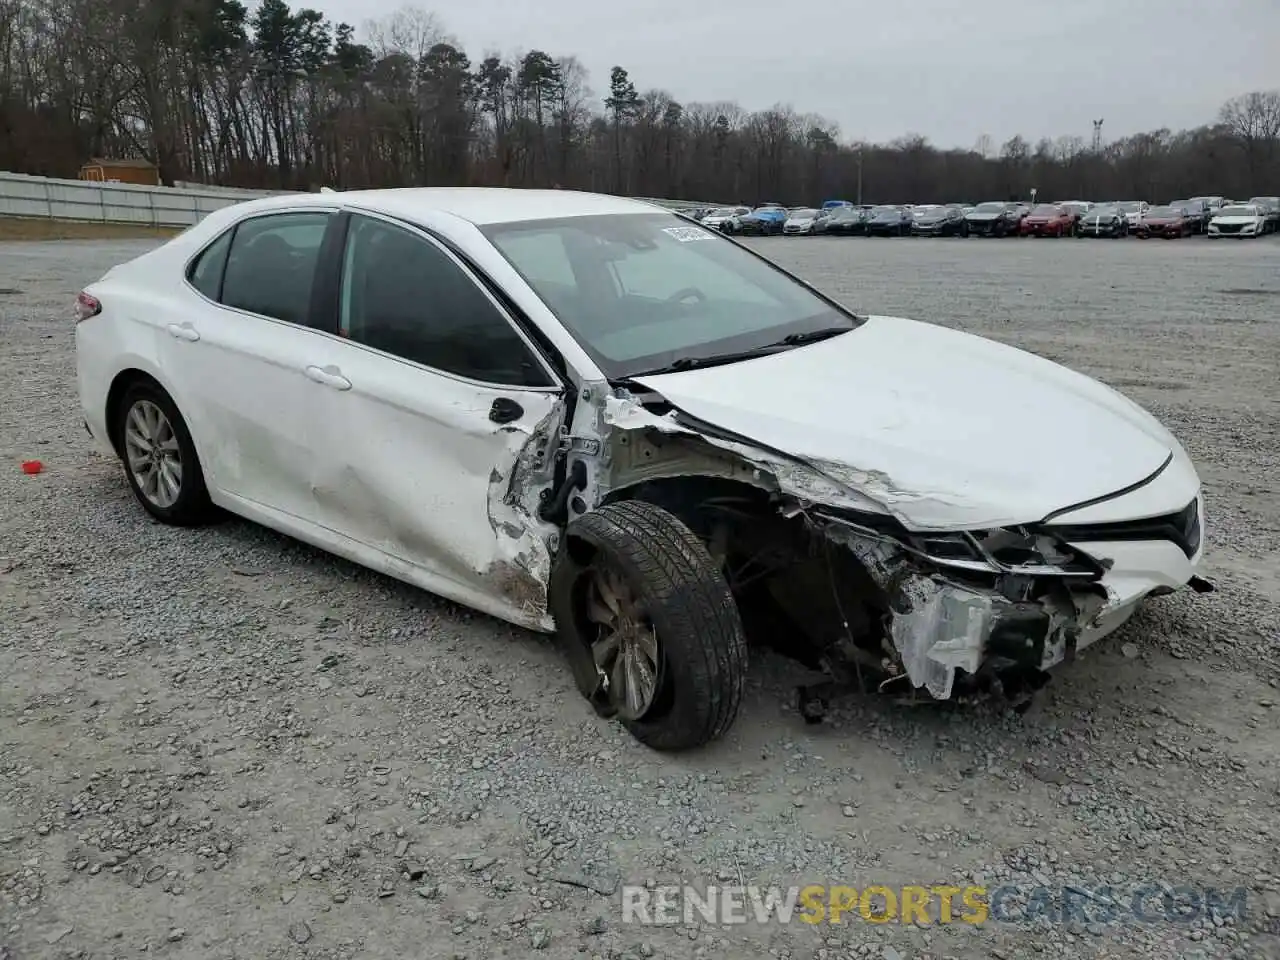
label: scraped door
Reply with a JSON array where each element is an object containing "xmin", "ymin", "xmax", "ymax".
[{"xmin": 302, "ymin": 212, "xmax": 566, "ymax": 628}]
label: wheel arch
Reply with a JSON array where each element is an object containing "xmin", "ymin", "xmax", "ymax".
[
  {"xmin": 600, "ymin": 474, "xmax": 774, "ymax": 544},
  {"xmin": 105, "ymin": 367, "xmax": 209, "ymax": 473}
]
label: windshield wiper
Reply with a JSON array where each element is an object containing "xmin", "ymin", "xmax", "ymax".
[
  {"xmin": 776, "ymin": 326, "xmax": 853, "ymax": 346},
  {"xmin": 634, "ymin": 324, "xmax": 855, "ymax": 376}
]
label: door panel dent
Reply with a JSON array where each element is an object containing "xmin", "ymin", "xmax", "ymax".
[{"xmin": 302, "ymin": 340, "xmax": 566, "ymax": 630}]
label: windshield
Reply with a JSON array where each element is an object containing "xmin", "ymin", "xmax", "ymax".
[
  {"xmin": 752, "ymin": 206, "xmax": 781, "ymax": 214},
  {"xmin": 870, "ymin": 205, "xmax": 900, "ymax": 214},
  {"xmin": 1146, "ymin": 206, "xmax": 1178, "ymax": 218},
  {"xmin": 830, "ymin": 208, "xmax": 859, "ymax": 220},
  {"xmin": 1088, "ymin": 206, "xmax": 1118, "ymax": 217},
  {"xmin": 1217, "ymin": 206, "xmax": 1255, "ymax": 217},
  {"xmin": 1116, "ymin": 201, "xmax": 1142, "ymax": 212},
  {"xmin": 481, "ymin": 213, "xmax": 856, "ymax": 379},
  {"xmin": 789, "ymin": 209, "xmax": 818, "ymax": 218},
  {"xmin": 975, "ymin": 202, "xmax": 1006, "ymax": 212},
  {"xmin": 1029, "ymin": 204, "xmax": 1061, "ymax": 216}
]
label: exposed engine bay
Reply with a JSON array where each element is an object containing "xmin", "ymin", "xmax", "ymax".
[{"xmin": 566, "ymin": 386, "xmax": 1212, "ymax": 717}]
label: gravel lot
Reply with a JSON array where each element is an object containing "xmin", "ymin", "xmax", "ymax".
[{"xmin": 2, "ymin": 233, "xmax": 1279, "ymax": 960}]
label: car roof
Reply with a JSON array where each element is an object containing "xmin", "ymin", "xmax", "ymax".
[{"xmin": 219, "ymin": 187, "xmax": 664, "ymax": 226}]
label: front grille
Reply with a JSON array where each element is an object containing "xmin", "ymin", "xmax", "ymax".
[
  {"xmin": 1215, "ymin": 224, "xmax": 1243, "ymax": 234},
  {"xmin": 1041, "ymin": 497, "xmax": 1201, "ymax": 559}
]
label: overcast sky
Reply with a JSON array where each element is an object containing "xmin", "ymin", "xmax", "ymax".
[{"xmin": 311, "ymin": 0, "xmax": 1280, "ymax": 148}]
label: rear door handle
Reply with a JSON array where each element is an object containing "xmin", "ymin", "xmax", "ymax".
[
  {"xmin": 167, "ymin": 322, "xmax": 199, "ymax": 342},
  {"xmin": 304, "ymin": 365, "xmax": 351, "ymax": 390}
]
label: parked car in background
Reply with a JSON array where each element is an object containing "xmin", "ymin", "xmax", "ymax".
[
  {"xmin": 1020, "ymin": 204, "xmax": 1076, "ymax": 237},
  {"xmin": 1207, "ymin": 204, "xmax": 1268, "ymax": 238},
  {"xmin": 965, "ymin": 201, "xmax": 1023, "ymax": 237},
  {"xmin": 700, "ymin": 206, "xmax": 751, "ymax": 234},
  {"xmin": 1057, "ymin": 201, "xmax": 1092, "ymax": 220},
  {"xmin": 1189, "ymin": 196, "xmax": 1226, "ymax": 216},
  {"xmin": 821, "ymin": 200, "xmax": 854, "ymax": 210},
  {"xmin": 1135, "ymin": 205, "xmax": 1193, "ymax": 239},
  {"xmin": 1169, "ymin": 199, "xmax": 1210, "ymax": 234},
  {"xmin": 738, "ymin": 205, "xmax": 788, "ymax": 235},
  {"xmin": 815, "ymin": 206, "xmax": 867, "ymax": 236},
  {"xmin": 783, "ymin": 208, "xmax": 823, "ymax": 235},
  {"xmin": 1114, "ymin": 201, "xmax": 1149, "ymax": 229},
  {"xmin": 1078, "ymin": 204, "xmax": 1130, "ymax": 238},
  {"xmin": 865, "ymin": 205, "xmax": 913, "ymax": 236},
  {"xmin": 910, "ymin": 205, "xmax": 968, "ymax": 237},
  {"xmin": 1246, "ymin": 197, "xmax": 1280, "ymax": 232}
]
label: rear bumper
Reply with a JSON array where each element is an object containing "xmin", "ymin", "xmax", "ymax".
[{"xmin": 75, "ymin": 324, "xmax": 117, "ymax": 457}]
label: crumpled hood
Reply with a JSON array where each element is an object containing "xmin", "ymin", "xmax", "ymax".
[{"xmin": 631, "ymin": 315, "xmax": 1175, "ymax": 530}]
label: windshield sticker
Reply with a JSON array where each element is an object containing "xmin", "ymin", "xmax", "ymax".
[{"xmin": 662, "ymin": 226, "xmax": 716, "ymax": 242}]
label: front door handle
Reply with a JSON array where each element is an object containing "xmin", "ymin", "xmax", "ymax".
[
  {"xmin": 304, "ymin": 364, "xmax": 351, "ymax": 390},
  {"xmin": 167, "ymin": 322, "xmax": 199, "ymax": 342}
]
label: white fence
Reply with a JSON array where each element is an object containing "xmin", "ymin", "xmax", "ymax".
[
  {"xmin": 0, "ymin": 171, "xmax": 717, "ymax": 229},
  {"xmin": 0, "ymin": 171, "xmax": 276, "ymax": 227}
]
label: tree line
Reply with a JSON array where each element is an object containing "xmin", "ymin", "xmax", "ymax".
[{"xmin": 2, "ymin": 0, "xmax": 1279, "ymax": 204}]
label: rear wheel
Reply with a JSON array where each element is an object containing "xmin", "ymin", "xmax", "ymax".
[
  {"xmin": 549, "ymin": 500, "xmax": 747, "ymax": 751},
  {"xmin": 115, "ymin": 381, "xmax": 213, "ymax": 526}
]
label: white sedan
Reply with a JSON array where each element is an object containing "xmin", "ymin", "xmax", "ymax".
[
  {"xmin": 76, "ymin": 188, "xmax": 1212, "ymax": 750},
  {"xmin": 1206, "ymin": 204, "xmax": 1268, "ymax": 238}
]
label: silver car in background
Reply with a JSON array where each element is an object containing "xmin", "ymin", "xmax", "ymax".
[
  {"xmin": 700, "ymin": 206, "xmax": 751, "ymax": 234},
  {"xmin": 1115, "ymin": 200, "xmax": 1149, "ymax": 229},
  {"xmin": 782, "ymin": 208, "xmax": 822, "ymax": 235}
]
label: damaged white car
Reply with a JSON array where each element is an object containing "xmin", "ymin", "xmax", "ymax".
[{"xmin": 75, "ymin": 188, "xmax": 1212, "ymax": 751}]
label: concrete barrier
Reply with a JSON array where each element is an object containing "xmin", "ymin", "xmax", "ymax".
[{"xmin": 0, "ymin": 171, "xmax": 728, "ymax": 227}]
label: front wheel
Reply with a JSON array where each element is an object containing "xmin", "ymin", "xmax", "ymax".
[{"xmin": 549, "ymin": 500, "xmax": 747, "ymax": 751}]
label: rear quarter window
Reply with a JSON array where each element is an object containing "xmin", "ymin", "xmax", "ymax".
[{"xmin": 187, "ymin": 229, "xmax": 233, "ymax": 300}]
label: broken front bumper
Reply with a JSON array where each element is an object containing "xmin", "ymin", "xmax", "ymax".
[{"xmin": 820, "ymin": 494, "xmax": 1207, "ymax": 700}]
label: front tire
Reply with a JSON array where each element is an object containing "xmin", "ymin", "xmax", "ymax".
[
  {"xmin": 549, "ymin": 500, "xmax": 747, "ymax": 751},
  {"xmin": 115, "ymin": 381, "xmax": 213, "ymax": 526}
]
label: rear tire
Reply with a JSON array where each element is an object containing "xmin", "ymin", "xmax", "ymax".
[
  {"xmin": 115, "ymin": 381, "xmax": 214, "ymax": 526},
  {"xmin": 549, "ymin": 500, "xmax": 747, "ymax": 751}
]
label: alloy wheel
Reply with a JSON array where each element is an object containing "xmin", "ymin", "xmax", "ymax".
[
  {"xmin": 584, "ymin": 565, "xmax": 662, "ymax": 720},
  {"xmin": 124, "ymin": 399, "xmax": 183, "ymax": 509}
]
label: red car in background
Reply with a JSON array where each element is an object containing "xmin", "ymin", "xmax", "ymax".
[
  {"xmin": 1020, "ymin": 204, "xmax": 1077, "ymax": 237},
  {"xmin": 1134, "ymin": 205, "xmax": 1192, "ymax": 239}
]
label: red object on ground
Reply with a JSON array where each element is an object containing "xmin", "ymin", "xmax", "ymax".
[{"xmin": 21, "ymin": 460, "xmax": 42, "ymax": 475}]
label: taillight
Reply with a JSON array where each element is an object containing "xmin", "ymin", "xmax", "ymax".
[{"xmin": 75, "ymin": 291, "xmax": 101, "ymax": 322}]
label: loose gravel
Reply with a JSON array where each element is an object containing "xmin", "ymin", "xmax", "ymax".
[{"xmin": 2, "ymin": 233, "xmax": 1279, "ymax": 960}]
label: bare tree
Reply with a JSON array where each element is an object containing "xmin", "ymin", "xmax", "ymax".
[
  {"xmin": 0, "ymin": 1, "xmax": 1275, "ymax": 205},
  {"xmin": 1219, "ymin": 90, "xmax": 1280, "ymax": 180}
]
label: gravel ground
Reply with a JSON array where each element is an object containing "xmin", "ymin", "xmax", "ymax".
[{"xmin": 2, "ymin": 233, "xmax": 1279, "ymax": 960}]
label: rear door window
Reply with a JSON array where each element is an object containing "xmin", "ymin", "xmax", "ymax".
[{"xmin": 219, "ymin": 212, "xmax": 332, "ymax": 327}]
